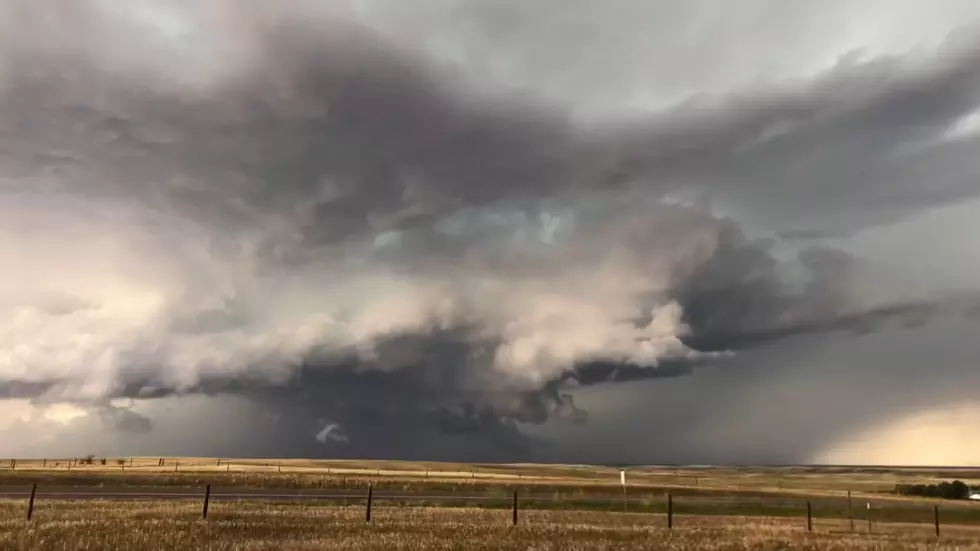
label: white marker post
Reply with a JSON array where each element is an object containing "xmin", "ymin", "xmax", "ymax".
[{"xmin": 620, "ymin": 470, "xmax": 627, "ymax": 513}]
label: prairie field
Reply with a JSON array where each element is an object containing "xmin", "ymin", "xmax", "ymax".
[
  {"xmin": 2, "ymin": 501, "xmax": 980, "ymax": 551},
  {"xmin": 1, "ymin": 458, "xmax": 979, "ymax": 549},
  {"xmin": 5, "ymin": 457, "xmax": 980, "ymax": 494}
]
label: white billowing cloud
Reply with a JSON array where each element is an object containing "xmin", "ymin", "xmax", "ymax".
[
  {"xmin": 493, "ymin": 299, "xmax": 689, "ymax": 388},
  {"xmin": 0, "ymin": 182, "xmax": 720, "ymax": 400},
  {"xmin": 469, "ymin": 205, "xmax": 728, "ymax": 387},
  {"xmin": 0, "ymin": 194, "xmax": 331, "ymax": 399}
]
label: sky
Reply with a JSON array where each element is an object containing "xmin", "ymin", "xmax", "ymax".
[{"xmin": 2, "ymin": 0, "xmax": 980, "ymax": 465}]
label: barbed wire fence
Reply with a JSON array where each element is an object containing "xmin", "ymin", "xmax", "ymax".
[{"xmin": 2, "ymin": 483, "xmax": 968, "ymax": 538}]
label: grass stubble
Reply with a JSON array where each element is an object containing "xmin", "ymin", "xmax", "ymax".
[
  {"xmin": 2, "ymin": 461, "xmax": 980, "ymax": 549},
  {"xmin": 1, "ymin": 500, "xmax": 979, "ymax": 551}
]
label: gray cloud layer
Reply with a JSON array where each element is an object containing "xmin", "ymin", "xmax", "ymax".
[{"xmin": 2, "ymin": 1, "xmax": 980, "ymax": 462}]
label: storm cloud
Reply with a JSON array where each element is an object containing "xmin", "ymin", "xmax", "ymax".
[{"xmin": 2, "ymin": 1, "xmax": 980, "ymax": 463}]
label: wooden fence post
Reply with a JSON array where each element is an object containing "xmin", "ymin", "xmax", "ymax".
[
  {"xmin": 847, "ymin": 491, "xmax": 853, "ymax": 532},
  {"xmin": 934, "ymin": 505, "xmax": 940, "ymax": 538},
  {"xmin": 365, "ymin": 485, "xmax": 373, "ymax": 522},
  {"xmin": 42, "ymin": 458, "xmax": 46, "ymax": 468},
  {"xmin": 667, "ymin": 493, "xmax": 673, "ymax": 529},
  {"xmin": 512, "ymin": 491, "xmax": 518, "ymax": 526},
  {"xmin": 806, "ymin": 501, "xmax": 812, "ymax": 532},
  {"xmin": 27, "ymin": 484, "xmax": 37, "ymax": 521},
  {"xmin": 202, "ymin": 484, "xmax": 211, "ymax": 519}
]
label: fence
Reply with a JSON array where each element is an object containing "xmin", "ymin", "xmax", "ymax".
[{"xmin": 1, "ymin": 483, "xmax": 971, "ymax": 537}]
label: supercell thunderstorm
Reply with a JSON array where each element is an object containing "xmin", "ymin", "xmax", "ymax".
[{"xmin": 3, "ymin": 1, "xmax": 980, "ymax": 461}]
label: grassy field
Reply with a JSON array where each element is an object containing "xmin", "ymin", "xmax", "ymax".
[
  {"xmin": 2, "ymin": 460, "xmax": 979, "ymax": 514},
  {"xmin": 1, "ymin": 459, "xmax": 978, "ymax": 548},
  {"xmin": 3, "ymin": 500, "xmax": 980, "ymax": 550},
  {"xmin": 6, "ymin": 457, "xmax": 980, "ymax": 492}
]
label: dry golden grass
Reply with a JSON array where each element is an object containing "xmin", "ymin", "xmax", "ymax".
[
  {"xmin": 7, "ymin": 457, "xmax": 980, "ymax": 497},
  {"xmin": 5, "ymin": 459, "xmax": 980, "ymax": 535},
  {"xmin": 0, "ymin": 500, "xmax": 978, "ymax": 550}
]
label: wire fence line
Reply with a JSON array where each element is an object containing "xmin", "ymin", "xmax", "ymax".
[{"xmin": 2, "ymin": 483, "xmax": 973, "ymax": 537}]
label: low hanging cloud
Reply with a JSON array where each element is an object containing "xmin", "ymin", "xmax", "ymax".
[
  {"xmin": 315, "ymin": 423, "xmax": 349, "ymax": 445},
  {"xmin": 2, "ymin": 1, "xmax": 980, "ymax": 460}
]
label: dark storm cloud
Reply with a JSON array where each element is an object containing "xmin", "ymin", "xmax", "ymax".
[
  {"xmin": 5, "ymin": 3, "xmax": 980, "ymax": 244},
  {"xmin": 3, "ymin": 1, "xmax": 980, "ymax": 461},
  {"xmin": 0, "ymin": 7, "xmax": 590, "ymax": 247},
  {"xmin": 597, "ymin": 41, "xmax": 980, "ymax": 232},
  {"xmin": 531, "ymin": 316, "xmax": 980, "ymax": 466},
  {"xmin": 98, "ymin": 405, "xmax": 154, "ymax": 434}
]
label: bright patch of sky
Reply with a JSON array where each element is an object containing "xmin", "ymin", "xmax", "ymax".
[{"xmin": 430, "ymin": 205, "xmax": 576, "ymax": 246}]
